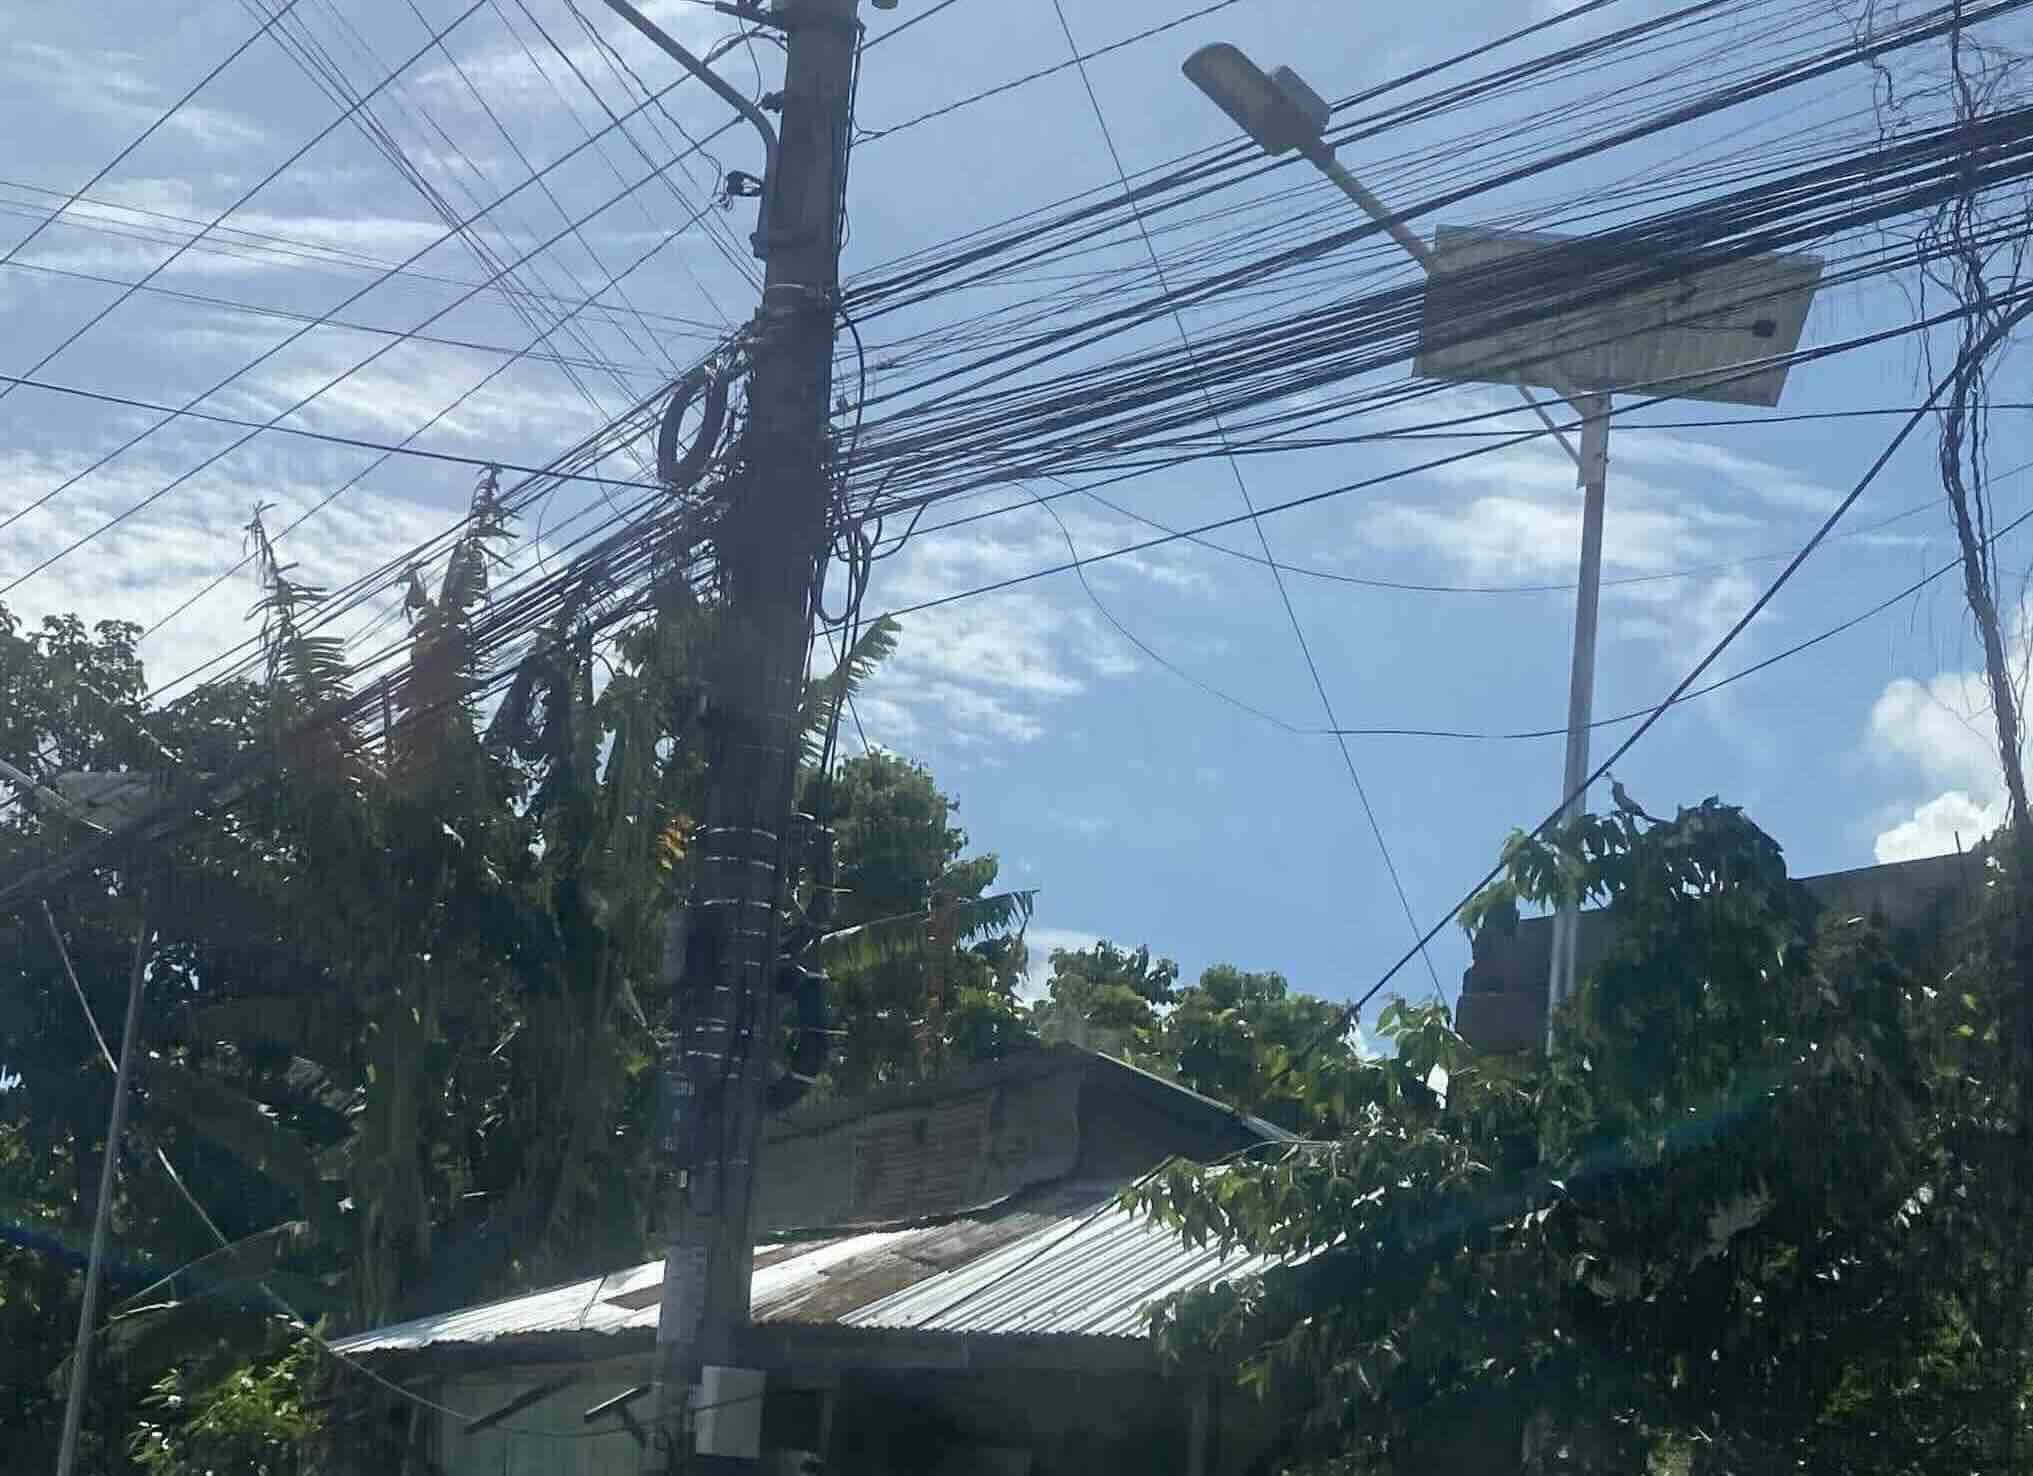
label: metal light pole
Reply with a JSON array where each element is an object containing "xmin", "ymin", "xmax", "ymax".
[
  {"xmin": 1183, "ymin": 44, "xmax": 1819, "ymax": 1046},
  {"xmin": 54, "ymin": 901, "xmax": 150, "ymax": 1476},
  {"xmin": 1183, "ymin": 43, "xmax": 1598, "ymax": 1037}
]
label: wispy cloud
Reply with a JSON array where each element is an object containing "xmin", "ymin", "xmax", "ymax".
[
  {"xmin": 853, "ymin": 497, "xmax": 1199, "ymax": 747},
  {"xmin": 0, "ymin": 441, "xmax": 460, "ymax": 704},
  {"xmin": 1345, "ymin": 386, "xmax": 1834, "ymax": 657},
  {"xmin": 1016, "ymin": 925, "xmax": 1102, "ymax": 1005},
  {"xmin": 5, "ymin": 42, "xmax": 267, "ymax": 152}
]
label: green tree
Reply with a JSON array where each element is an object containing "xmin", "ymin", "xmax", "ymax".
[
  {"xmin": 0, "ymin": 516, "xmax": 1040, "ymax": 1467},
  {"xmin": 1034, "ymin": 940, "xmax": 1178, "ymax": 1055},
  {"xmin": 1159, "ymin": 964, "xmax": 1368, "ymax": 1137},
  {"xmin": 1133, "ymin": 797, "xmax": 1953, "ymax": 1475},
  {"xmin": 1034, "ymin": 944, "xmax": 1367, "ymax": 1136},
  {"xmin": 0, "ymin": 477, "xmax": 720, "ymax": 1464},
  {"xmin": 808, "ymin": 749, "xmax": 1034, "ymax": 1093},
  {"xmin": 130, "ymin": 1336, "xmax": 317, "ymax": 1476}
]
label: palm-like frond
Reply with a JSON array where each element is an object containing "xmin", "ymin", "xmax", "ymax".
[
  {"xmin": 140, "ymin": 1060, "xmax": 338, "ymax": 1234},
  {"xmin": 813, "ymin": 889, "xmax": 1036, "ymax": 973},
  {"xmin": 111, "ymin": 1220, "xmax": 313, "ymax": 1321},
  {"xmin": 799, "ymin": 615, "xmax": 898, "ymax": 764}
]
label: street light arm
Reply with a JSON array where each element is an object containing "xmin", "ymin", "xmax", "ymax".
[
  {"xmin": 1504, "ymin": 380, "xmax": 1582, "ymax": 469},
  {"xmin": 1300, "ymin": 142, "xmax": 1582, "ymax": 468},
  {"xmin": 600, "ymin": 0, "xmax": 779, "ymax": 178},
  {"xmin": 1302, "ymin": 140, "xmax": 1433, "ymax": 269}
]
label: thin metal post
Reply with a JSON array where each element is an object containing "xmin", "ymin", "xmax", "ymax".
[
  {"xmin": 54, "ymin": 900, "xmax": 150, "ymax": 1476},
  {"xmin": 1548, "ymin": 397, "xmax": 1610, "ymax": 1045},
  {"xmin": 598, "ymin": 0, "xmax": 779, "ymax": 184}
]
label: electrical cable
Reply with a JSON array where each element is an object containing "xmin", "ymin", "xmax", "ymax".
[
  {"xmin": 0, "ymin": 129, "xmax": 736, "ymax": 599},
  {"xmin": 1322, "ymin": 497, "xmax": 2033, "ymax": 741},
  {"xmin": 0, "ymin": 372, "xmax": 663, "ymax": 489},
  {"xmin": 863, "ymin": 0, "xmax": 971, "ymax": 51},
  {"xmin": 0, "ymin": 0, "xmax": 308, "ymax": 269},
  {"xmin": 1046, "ymin": 0, "xmax": 1443, "ymax": 994},
  {"xmin": 0, "ymin": 257, "xmax": 675, "ymax": 377},
  {"xmin": 855, "ymin": 0, "xmax": 1259, "ymax": 142},
  {"xmin": 0, "ymin": 1, "xmax": 491, "ymax": 414},
  {"xmin": 1258, "ymin": 285, "xmax": 2033, "ymax": 1091},
  {"xmin": 0, "ymin": 54, "xmax": 742, "ymax": 554},
  {"xmin": 0, "ymin": 178, "xmax": 729, "ymax": 338}
]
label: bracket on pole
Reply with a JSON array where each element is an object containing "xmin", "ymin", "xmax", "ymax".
[{"xmin": 584, "ymin": 1383, "xmax": 655, "ymax": 1448}]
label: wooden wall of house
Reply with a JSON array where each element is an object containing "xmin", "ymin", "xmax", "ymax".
[
  {"xmin": 427, "ymin": 1371, "xmax": 644, "ymax": 1476},
  {"xmin": 751, "ymin": 1049, "xmax": 1267, "ymax": 1235},
  {"xmin": 827, "ymin": 1367, "xmax": 1188, "ymax": 1476}
]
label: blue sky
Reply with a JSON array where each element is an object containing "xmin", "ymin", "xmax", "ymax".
[{"xmin": 3, "ymin": 0, "xmax": 2027, "ymax": 1027}]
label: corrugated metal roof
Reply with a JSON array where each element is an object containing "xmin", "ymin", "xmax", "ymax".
[
  {"xmin": 843, "ymin": 1201, "xmax": 1280, "ymax": 1339},
  {"xmin": 328, "ymin": 1181, "xmax": 1277, "ymax": 1356}
]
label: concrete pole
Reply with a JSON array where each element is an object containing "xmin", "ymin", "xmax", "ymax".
[
  {"xmin": 635, "ymin": 0, "xmax": 861, "ymax": 1468},
  {"xmin": 54, "ymin": 901, "xmax": 150, "ymax": 1476},
  {"xmin": 1547, "ymin": 395, "xmax": 1610, "ymax": 1046}
]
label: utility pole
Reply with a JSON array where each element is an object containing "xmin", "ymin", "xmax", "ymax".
[
  {"xmin": 54, "ymin": 899, "xmax": 150, "ymax": 1476},
  {"xmin": 1544, "ymin": 395, "xmax": 1610, "ymax": 1042},
  {"xmin": 630, "ymin": 0, "xmax": 862, "ymax": 1469}
]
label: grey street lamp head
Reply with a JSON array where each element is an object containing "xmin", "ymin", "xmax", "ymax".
[{"xmin": 1182, "ymin": 44, "xmax": 1329, "ymax": 154}]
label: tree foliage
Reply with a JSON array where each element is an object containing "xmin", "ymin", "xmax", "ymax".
[
  {"xmin": 1035, "ymin": 943, "xmax": 1369, "ymax": 1136},
  {"xmin": 1132, "ymin": 795, "xmax": 2024, "ymax": 1475},
  {"xmin": 806, "ymin": 749, "xmax": 1034, "ymax": 1095},
  {"xmin": 0, "ymin": 493, "xmax": 1037, "ymax": 1468}
]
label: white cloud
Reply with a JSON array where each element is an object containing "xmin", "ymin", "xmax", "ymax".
[
  {"xmin": 853, "ymin": 498, "xmax": 1200, "ymax": 748},
  {"xmin": 1017, "ymin": 925, "xmax": 1101, "ymax": 1005},
  {"xmin": 1868, "ymin": 667, "xmax": 2002, "ymax": 794},
  {"xmin": 1345, "ymin": 386, "xmax": 1842, "ymax": 659},
  {"xmin": 0, "ymin": 441, "xmax": 467, "ymax": 703},
  {"xmin": 4, "ymin": 42, "xmax": 266, "ymax": 151},
  {"xmin": 1863, "ymin": 625, "xmax": 2031, "ymax": 860},
  {"xmin": 415, "ymin": 0, "xmax": 727, "ymax": 107},
  {"xmin": 1875, "ymin": 790, "xmax": 2002, "ymax": 864}
]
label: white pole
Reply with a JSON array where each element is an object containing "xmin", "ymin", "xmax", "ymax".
[
  {"xmin": 1548, "ymin": 398, "xmax": 1611, "ymax": 1046},
  {"xmin": 1292, "ymin": 133, "xmax": 1614, "ymax": 1046},
  {"xmin": 54, "ymin": 901, "xmax": 149, "ymax": 1476}
]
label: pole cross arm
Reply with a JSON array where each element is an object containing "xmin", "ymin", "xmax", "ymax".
[{"xmin": 600, "ymin": 0, "xmax": 780, "ymax": 246}]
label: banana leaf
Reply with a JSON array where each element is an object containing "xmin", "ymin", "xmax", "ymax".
[
  {"xmin": 139, "ymin": 1060, "xmax": 340, "ymax": 1235},
  {"xmin": 813, "ymin": 889, "xmax": 1036, "ymax": 973},
  {"xmin": 112, "ymin": 1219, "xmax": 313, "ymax": 1319},
  {"xmin": 798, "ymin": 615, "xmax": 899, "ymax": 763}
]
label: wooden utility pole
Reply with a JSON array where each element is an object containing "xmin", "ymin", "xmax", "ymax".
[{"xmin": 638, "ymin": 0, "xmax": 861, "ymax": 1468}]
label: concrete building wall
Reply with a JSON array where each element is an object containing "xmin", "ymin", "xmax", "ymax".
[{"xmin": 1455, "ymin": 850, "xmax": 1978, "ymax": 1055}]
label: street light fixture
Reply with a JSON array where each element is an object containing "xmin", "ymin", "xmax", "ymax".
[
  {"xmin": 1181, "ymin": 44, "xmax": 1330, "ymax": 155},
  {"xmin": 1183, "ymin": 44, "xmax": 1821, "ymax": 1045}
]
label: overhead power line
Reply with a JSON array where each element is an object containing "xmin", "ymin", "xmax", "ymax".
[
  {"xmin": 856, "ymin": 0, "xmax": 1258, "ymax": 141},
  {"xmin": 1265, "ymin": 286, "xmax": 2033, "ymax": 1087},
  {"xmin": 0, "ymin": 181, "xmax": 728, "ymax": 339},
  {"xmin": 0, "ymin": 0, "xmax": 308, "ymax": 269},
  {"xmin": 0, "ymin": 0, "xmax": 491, "ymax": 414},
  {"xmin": 0, "ymin": 114, "xmax": 737, "ymax": 595},
  {"xmin": 1046, "ymin": 0, "xmax": 1443, "ymax": 994},
  {"xmin": 0, "ymin": 258, "xmax": 676, "ymax": 378},
  {"xmin": 0, "ymin": 372, "xmax": 662, "ymax": 490}
]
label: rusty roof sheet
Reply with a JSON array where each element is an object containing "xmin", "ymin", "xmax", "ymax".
[
  {"xmin": 328, "ymin": 1180, "xmax": 1276, "ymax": 1356},
  {"xmin": 841, "ymin": 1200, "xmax": 1279, "ymax": 1339}
]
